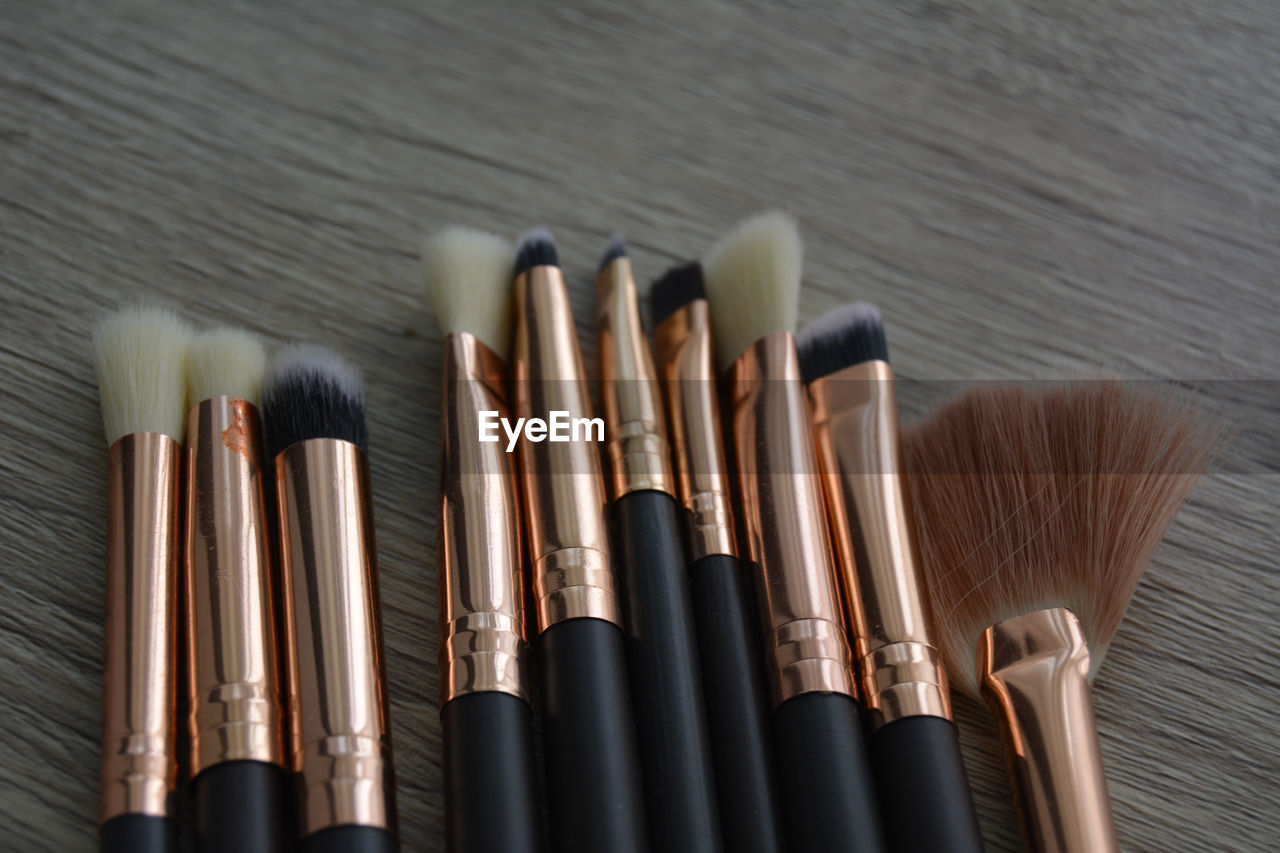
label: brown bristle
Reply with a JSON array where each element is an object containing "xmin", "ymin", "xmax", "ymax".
[{"xmin": 903, "ymin": 381, "xmax": 1216, "ymax": 699}]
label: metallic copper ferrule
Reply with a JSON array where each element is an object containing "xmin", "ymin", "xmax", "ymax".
[
  {"xmin": 438, "ymin": 332, "xmax": 529, "ymax": 707},
  {"xmin": 979, "ymin": 607, "xmax": 1118, "ymax": 853},
  {"xmin": 100, "ymin": 432, "xmax": 181, "ymax": 824},
  {"xmin": 808, "ymin": 359, "xmax": 951, "ymax": 729},
  {"xmin": 728, "ymin": 333, "xmax": 857, "ymax": 707},
  {"xmin": 597, "ymin": 255, "xmax": 675, "ymax": 500},
  {"xmin": 275, "ymin": 439, "xmax": 394, "ymax": 836},
  {"xmin": 183, "ymin": 397, "xmax": 285, "ymax": 776},
  {"xmin": 652, "ymin": 300, "xmax": 738, "ymax": 561},
  {"xmin": 513, "ymin": 263, "xmax": 621, "ymax": 632}
]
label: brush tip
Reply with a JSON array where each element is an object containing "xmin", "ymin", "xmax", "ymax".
[
  {"xmin": 701, "ymin": 210, "xmax": 803, "ymax": 368},
  {"xmin": 647, "ymin": 262, "xmax": 707, "ymax": 327},
  {"xmin": 92, "ymin": 305, "xmax": 191, "ymax": 445},
  {"xmin": 261, "ymin": 344, "xmax": 367, "ymax": 459},
  {"xmin": 421, "ymin": 226, "xmax": 515, "ymax": 358},
  {"xmin": 185, "ymin": 326, "xmax": 268, "ymax": 408},
  {"xmin": 597, "ymin": 233, "xmax": 627, "ymax": 274},
  {"xmin": 796, "ymin": 302, "xmax": 888, "ymax": 383},
  {"xmin": 514, "ymin": 228, "xmax": 558, "ymax": 276}
]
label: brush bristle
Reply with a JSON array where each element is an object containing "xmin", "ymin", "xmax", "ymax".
[
  {"xmin": 185, "ymin": 326, "xmax": 267, "ymax": 409},
  {"xmin": 92, "ymin": 306, "xmax": 191, "ymax": 445},
  {"xmin": 514, "ymin": 228, "xmax": 558, "ymax": 276},
  {"xmin": 701, "ymin": 211, "xmax": 802, "ymax": 369},
  {"xmin": 797, "ymin": 302, "xmax": 889, "ymax": 383},
  {"xmin": 598, "ymin": 234, "xmax": 627, "ymax": 274},
  {"xmin": 261, "ymin": 344, "xmax": 367, "ymax": 459},
  {"xmin": 422, "ymin": 227, "xmax": 515, "ymax": 358},
  {"xmin": 903, "ymin": 381, "xmax": 1216, "ymax": 699},
  {"xmin": 647, "ymin": 262, "xmax": 707, "ymax": 328}
]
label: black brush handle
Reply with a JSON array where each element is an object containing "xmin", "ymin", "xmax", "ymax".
[
  {"xmin": 442, "ymin": 691, "xmax": 541, "ymax": 853},
  {"xmin": 773, "ymin": 691, "xmax": 886, "ymax": 853},
  {"xmin": 100, "ymin": 814, "xmax": 175, "ymax": 853},
  {"xmin": 613, "ymin": 489, "xmax": 722, "ymax": 853},
  {"xmin": 301, "ymin": 825, "xmax": 398, "ymax": 853},
  {"xmin": 539, "ymin": 617, "xmax": 648, "ymax": 853},
  {"xmin": 193, "ymin": 759, "xmax": 292, "ymax": 853},
  {"xmin": 689, "ymin": 553, "xmax": 784, "ymax": 853},
  {"xmin": 867, "ymin": 715, "xmax": 984, "ymax": 853}
]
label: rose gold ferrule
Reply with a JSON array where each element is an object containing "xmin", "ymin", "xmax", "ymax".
[
  {"xmin": 183, "ymin": 397, "xmax": 286, "ymax": 776},
  {"xmin": 276, "ymin": 439, "xmax": 394, "ymax": 835},
  {"xmin": 728, "ymin": 333, "xmax": 857, "ymax": 707},
  {"xmin": 979, "ymin": 607, "xmax": 1118, "ymax": 853},
  {"xmin": 597, "ymin": 255, "xmax": 675, "ymax": 500},
  {"xmin": 653, "ymin": 301, "xmax": 738, "ymax": 560},
  {"xmin": 809, "ymin": 360, "xmax": 950, "ymax": 728},
  {"xmin": 513, "ymin": 263, "xmax": 621, "ymax": 632},
  {"xmin": 438, "ymin": 332, "xmax": 529, "ymax": 707},
  {"xmin": 99, "ymin": 432, "xmax": 180, "ymax": 824}
]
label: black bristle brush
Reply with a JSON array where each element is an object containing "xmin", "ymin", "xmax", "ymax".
[
  {"xmin": 263, "ymin": 346, "xmax": 397, "ymax": 853},
  {"xmin": 597, "ymin": 238, "xmax": 723, "ymax": 853},
  {"xmin": 511, "ymin": 229, "xmax": 648, "ymax": 853},
  {"xmin": 648, "ymin": 261, "xmax": 785, "ymax": 853},
  {"xmin": 799, "ymin": 303, "xmax": 984, "ymax": 853}
]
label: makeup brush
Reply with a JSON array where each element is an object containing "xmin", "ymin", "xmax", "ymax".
[
  {"xmin": 903, "ymin": 381, "xmax": 1215, "ymax": 853},
  {"xmin": 262, "ymin": 346, "xmax": 397, "ymax": 853},
  {"xmin": 183, "ymin": 327, "xmax": 291, "ymax": 853},
  {"xmin": 422, "ymin": 227, "xmax": 541, "ymax": 853},
  {"xmin": 648, "ymin": 262, "xmax": 785, "ymax": 853},
  {"xmin": 92, "ymin": 306, "xmax": 189, "ymax": 853},
  {"xmin": 702, "ymin": 213, "xmax": 886, "ymax": 853},
  {"xmin": 512, "ymin": 229, "xmax": 648, "ymax": 853},
  {"xmin": 597, "ymin": 238, "xmax": 722, "ymax": 853},
  {"xmin": 799, "ymin": 303, "xmax": 983, "ymax": 853}
]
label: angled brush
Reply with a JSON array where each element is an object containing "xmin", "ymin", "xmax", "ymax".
[
  {"xmin": 423, "ymin": 226, "xmax": 540, "ymax": 853},
  {"xmin": 799, "ymin": 303, "xmax": 983, "ymax": 853},
  {"xmin": 703, "ymin": 213, "xmax": 886, "ymax": 853},
  {"xmin": 649, "ymin": 261, "xmax": 784, "ymax": 853},
  {"xmin": 598, "ymin": 238, "xmax": 722, "ymax": 853}
]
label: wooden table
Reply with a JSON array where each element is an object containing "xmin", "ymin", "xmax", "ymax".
[{"xmin": 2, "ymin": 3, "xmax": 1276, "ymax": 850}]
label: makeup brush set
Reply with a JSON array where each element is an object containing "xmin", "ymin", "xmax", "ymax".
[{"xmin": 90, "ymin": 211, "xmax": 1215, "ymax": 853}]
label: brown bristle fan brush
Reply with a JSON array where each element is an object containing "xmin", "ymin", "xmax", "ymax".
[{"xmin": 902, "ymin": 380, "xmax": 1216, "ymax": 853}]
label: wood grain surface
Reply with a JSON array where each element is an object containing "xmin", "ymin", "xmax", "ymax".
[{"xmin": 2, "ymin": 2, "xmax": 1276, "ymax": 851}]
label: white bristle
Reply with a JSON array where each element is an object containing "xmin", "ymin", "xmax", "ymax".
[
  {"xmin": 91, "ymin": 306, "xmax": 191, "ymax": 445},
  {"xmin": 185, "ymin": 326, "xmax": 267, "ymax": 409},
  {"xmin": 422, "ymin": 227, "xmax": 516, "ymax": 359},
  {"xmin": 264, "ymin": 343, "xmax": 366, "ymax": 404},
  {"xmin": 701, "ymin": 211, "xmax": 803, "ymax": 368}
]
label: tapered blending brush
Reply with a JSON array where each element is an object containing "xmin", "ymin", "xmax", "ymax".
[
  {"xmin": 262, "ymin": 346, "xmax": 397, "ymax": 853},
  {"xmin": 512, "ymin": 229, "xmax": 648, "ymax": 853},
  {"xmin": 92, "ymin": 306, "xmax": 189, "ymax": 853},
  {"xmin": 648, "ymin": 262, "xmax": 785, "ymax": 853},
  {"xmin": 903, "ymin": 381, "xmax": 1215, "ymax": 853},
  {"xmin": 183, "ymin": 327, "xmax": 291, "ymax": 853},
  {"xmin": 701, "ymin": 213, "xmax": 886, "ymax": 853},
  {"xmin": 799, "ymin": 303, "xmax": 983, "ymax": 853},
  {"xmin": 421, "ymin": 227, "xmax": 541, "ymax": 853},
  {"xmin": 597, "ymin": 239, "xmax": 722, "ymax": 853}
]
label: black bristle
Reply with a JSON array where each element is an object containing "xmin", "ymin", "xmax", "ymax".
[
  {"xmin": 796, "ymin": 302, "xmax": 890, "ymax": 383},
  {"xmin": 598, "ymin": 234, "xmax": 627, "ymax": 274},
  {"xmin": 261, "ymin": 345, "xmax": 368, "ymax": 459},
  {"xmin": 514, "ymin": 228, "xmax": 558, "ymax": 276},
  {"xmin": 647, "ymin": 262, "xmax": 707, "ymax": 327}
]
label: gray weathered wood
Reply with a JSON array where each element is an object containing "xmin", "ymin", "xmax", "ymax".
[{"xmin": 1, "ymin": 2, "xmax": 1276, "ymax": 850}]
